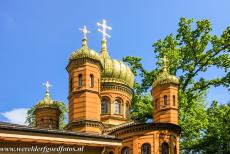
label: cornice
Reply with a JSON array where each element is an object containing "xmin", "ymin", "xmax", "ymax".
[
  {"xmin": 66, "ymin": 58, "xmax": 103, "ymax": 73},
  {"xmin": 108, "ymin": 123, "xmax": 181, "ymax": 137},
  {"xmin": 101, "ymin": 82, "xmax": 133, "ymax": 97},
  {"xmin": 66, "ymin": 120, "xmax": 105, "ymax": 131}
]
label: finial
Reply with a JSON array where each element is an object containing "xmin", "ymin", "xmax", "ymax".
[
  {"xmin": 97, "ymin": 20, "xmax": 111, "ymax": 58},
  {"xmin": 160, "ymin": 55, "xmax": 169, "ymax": 72},
  {"xmin": 43, "ymin": 81, "xmax": 52, "ymax": 97},
  {"xmin": 79, "ymin": 25, "xmax": 90, "ymax": 47},
  {"xmin": 97, "ymin": 19, "xmax": 112, "ymax": 40}
]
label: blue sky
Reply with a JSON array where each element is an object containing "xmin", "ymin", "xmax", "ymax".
[{"xmin": 0, "ymin": 0, "xmax": 229, "ymax": 124}]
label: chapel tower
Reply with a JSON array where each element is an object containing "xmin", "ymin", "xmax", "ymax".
[
  {"xmin": 152, "ymin": 56, "xmax": 179, "ymax": 125},
  {"xmin": 66, "ymin": 26, "xmax": 103, "ymax": 133},
  {"xmin": 34, "ymin": 81, "xmax": 60, "ymax": 129}
]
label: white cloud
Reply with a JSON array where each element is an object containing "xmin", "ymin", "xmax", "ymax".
[{"xmin": 1, "ymin": 108, "xmax": 29, "ymax": 125}]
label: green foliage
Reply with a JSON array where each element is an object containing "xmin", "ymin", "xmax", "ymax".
[
  {"xmin": 26, "ymin": 101, "xmax": 67, "ymax": 129},
  {"xmin": 123, "ymin": 17, "xmax": 230, "ymax": 153},
  {"xmin": 193, "ymin": 102, "xmax": 230, "ymax": 153},
  {"xmin": 131, "ymin": 93, "xmax": 153, "ymax": 122}
]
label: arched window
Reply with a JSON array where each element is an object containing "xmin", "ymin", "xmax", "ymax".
[
  {"xmin": 163, "ymin": 95, "xmax": 167, "ymax": 107},
  {"xmin": 101, "ymin": 98, "xmax": 109, "ymax": 114},
  {"xmin": 126, "ymin": 103, "xmax": 129, "ymax": 118},
  {"xmin": 174, "ymin": 145, "xmax": 177, "ymax": 154},
  {"xmin": 141, "ymin": 143, "xmax": 151, "ymax": 154},
  {"xmin": 70, "ymin": 78, "xmax": 73, "ymax": 91},
  {"xmin": 114, "ymin": 99, "xmax": 121, "ymax": 114},
  {"xmin": 162, "ymin": 142, "xmax": 169, "ymax": 154},
  {"xmin": 78, "ymin": 74, "xmax": 83, "ymax": 87},
  {"xmin": 121, "ymin": 147, "xmax": 130, "ymax": 154},
  {"xmin": 155, "ymin": 99, "xmax": 158, "ymax": 109},
  {"xmin": 48, "ymin": 119, "xmax": 53, "ymax": 129},
  {"xmin": 89, "ymin": 74, "xmax": 94, "ymax": 88},
  {"xmin": 40, "ymin": 118, "xmax": 44, "ymax": 127},
  {"xmin": 173, "ymin": 95, "xmax": 176, "ymax": 106}
]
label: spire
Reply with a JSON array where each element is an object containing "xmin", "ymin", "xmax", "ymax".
[
  {"xmin": 43, "ymin": 81, "xmax": 52, "ymax": 98},
  {"xmin": 160, "ymin": 55, "xmax": 169, "ymax": 72},
  {"xmin": 79, "ymin": 25, "xmax": 90, "ymax": 47},
  {"xmin": 97, "ymin": 19, "xmax": 112, "ymax": 58}
]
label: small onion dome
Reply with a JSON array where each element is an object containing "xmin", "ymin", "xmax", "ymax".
[
  {"xmin": 35, "ymin": 92, "xmax": 60, "ymax": 110},
  {"xmin": 152, "ymin": 56, "xmax": 179, "ymax": 88},
  {"xmin": 152, "ymin": 70, "xmax": 179, "ymax": 88},
  {"xmin": 35, "ymin": 81, "xmax": 60, "ymax": 110},
  {"xmin": 69, "ymin": 39, "xmax": 101, "ymax": 63},
  {"xmin": 100, "ymin": 40, "xmax": 135, "ymax": 88}
]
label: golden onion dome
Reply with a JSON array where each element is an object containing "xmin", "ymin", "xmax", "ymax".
[
  {"xmin": 35, "ymin": 81, "xmax": 60, "ymax": 110},
  {"xmin": 100, "ymin": 40, "xmax": 135, "ymax": 88},
  {"xmin": 152, "ymin": 56, "xmax": 179, "ymax": 88},
  {"xmin": 152, "ymin": 70, "xmax": 179, "ymax": 88},
  {"xmin": 69, "ymin": 39, "xmax": 101, "ymax": 63},
  {"xmin": 35, "ymin": 91, "xmax": 58, "ymax": 110}
]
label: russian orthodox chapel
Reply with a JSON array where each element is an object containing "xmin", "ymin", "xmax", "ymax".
[{"xmin": 0, "ymin": 20, "xmax": 181, "ymax": 154}]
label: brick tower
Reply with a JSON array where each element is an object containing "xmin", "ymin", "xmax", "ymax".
[
  {"xmin": 66, "ymin": 26, "xmax": 103, "ymax": 133},
  {"xmin": 152, "ymin": 56, "xmax": 179, "ymax": 125},
  {"xmin": 35, "ymin": 81, "xmax": 60, "ymax": 129}
]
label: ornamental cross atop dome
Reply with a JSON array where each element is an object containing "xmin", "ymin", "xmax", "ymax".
[
  {"xmin": 43, "ymin": 81, "xmax": 52, "ymax": 96},
  {"xmin": 97, "ymin": 19, "xmax": 112, "ymax": 40},
  {"xmin": 79, "ymin": 25, "xmax": 90, "ymax": 39},
  {"xmin": 161, "ymin": 55, "xmax": 169, "ymax": 71}
]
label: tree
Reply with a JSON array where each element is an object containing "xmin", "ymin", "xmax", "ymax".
[
  {"xmin": 124, "ymin": 17, "xmax": 230, "ymax": 152},
  {"xmin": 194, "ymin": 101, "xmax": 230, "ymax": 153}
]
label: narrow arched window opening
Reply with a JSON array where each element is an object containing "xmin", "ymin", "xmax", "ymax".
[
  {"xmin": 126, "ymin": 103, "xmax": 129, "ymax": 118},
  {"xmin": 48, "ymin": 119, "xmax": 53, "ymax": 129},
  {"xmin": 162, "ymin": 142, "xmax": 169, "ymax": 154},
  {"xmin": 40, "ymin": 118, "xmax": 44, "ymax": 127},
  {"xmin": 163, "ymin": 95, "xmax": 167, "ymax": 107},
  {"xmin": 173, "ymin": 95, "xmax": 176, "ymax": 106},
  {"xmin": 70, "ymin": 78, "xmax": 73, "ymax": 91},
  {"xmin": 141, "ymin": 143, "xmax": 151, "ymax": 154},
  {"xmin": 155, "ymin": 99, "xmax": 158, "ymax": 109},
  {"xmin": 121, "ymin": 147, "xmax": 130, "ymax": 154},
  {"xmin": 89, "ymin": 74, "xmax": 94, "ymax": 88},
  {"xmin": 78, "ymin": 74, "xmax": 83, "ymax": 87},
  {"xmin": 101, "ymin": 98, "xmax": 109, "ymax": 114},
  {"xmin": 114, "ymin": 100, "xmax": 121, "ymax": 115},
  {"xmin": 174, "ymin": 145, "xmax": 177, "ymax": 154}
]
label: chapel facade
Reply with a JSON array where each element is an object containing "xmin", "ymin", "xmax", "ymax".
[{"xmin": 0, "ymin": 20, "xmax": 181, "ymax": 154}]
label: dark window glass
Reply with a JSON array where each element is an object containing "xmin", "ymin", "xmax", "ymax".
[
  {"xmin": 173, "ymin": 95, "xmax": 176, "ymax": 106},
  {"xmin": 48, "ymin": 119, "xmax": 53, "ymax": 129},
  {"xmin": 101, "ymin": 99, "xmax": 109, "ymax": 114},
  {"xmin": 41, "ymin": 118, "xmax": 44, "ymax": 127},
  {"xmin": 89, "ymin": 74, "xmax": 94, "ymax": 88},
  {"xmin": 78, "ymin": 74, "xmax": 83, "ymax": 87},
  {"xmin": 121, "ymin": 147, "xmax": 130, "ymax": 154},
  {"xmin": 70, "ymin": 78, "xmax": 73, "ymax": 91},
  {"xmin": 163, "ymin": 95, "xmax": 167, "ymax": 106},
  {"xmin": 126, "ymin": 103, "xmax": 129, "ymax": 118},
  {"xmin": 162, "ymin": 142, "xmax": 169, "ymax": 154},
  {"xmin": 155, "ymin": 99, "xmax": 158, "ymax": 109},
  {"xmin": 115, "ymin": 100, "xmax": 121, "ymax": 114},
  {"xmin": 141, "ymin": 143, "xmax": 151, "ymax": 154}
]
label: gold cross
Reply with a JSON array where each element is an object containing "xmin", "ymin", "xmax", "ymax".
[
  {"xmin": 43, "ymin": 81, "xmax": 52, "ymax": 95},
  {"xmin": 161, "ymin": 55, "xmax": 169, "ymax": 71}
]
